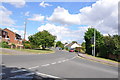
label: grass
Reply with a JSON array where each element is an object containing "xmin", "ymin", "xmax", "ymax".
[
  {"xmin": 85, "ymin": 54, "xmax": 118, "ymax": 63},
  {"xmin": 0, "ymin": 51, "xmax": 14, "ymax": 55},
  {"xmin": 11, "ymin": 48, "xmax": 54, "ymax": 54}
]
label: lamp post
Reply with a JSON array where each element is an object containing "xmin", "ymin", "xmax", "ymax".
[
  {"xmin": 24, "ymin": 19, "xmax": 27, "ymax": 41},
  {"xmin": 92, "ymin": 20, "xmax": 103, "ymax": 56},
  {"xmin": 93, "ymin": 28, "xmax": 96, "ymax": 56},
  {"xmin": 23, "ymin": 19, "xmax": 27, "ymax": 49}
]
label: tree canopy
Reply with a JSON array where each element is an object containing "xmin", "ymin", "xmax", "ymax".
[
  {"xmin": 28, "ymin": 30, "xmax": 56, "ymax": 49},
  {"xmin": 84, "ymin": 28, "xmax": 104, "ymax": 56},
  {"xmin": 72, "ymin": 41, "xmax": 77, "ymax": 43},
  {"xmin": 56, "ymin": 41, "xmax": 64, "ymax": 49}
]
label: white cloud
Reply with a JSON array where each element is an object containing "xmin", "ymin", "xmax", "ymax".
[
  {"xmin": 4, "ymin": 0, "xmax": 26, "ymax": 8},
  {"xmin": 47, "ymin": 0, "xmax": 118, "ymax": 35},
  {"xmin": 47, "ymin": 6, "xmax": 80, "ymax": 25},
  {"xmin": 39, "ymin": 1, "xmax": 52, "ymax": 7},
  {"xmin": 24, "ymin": 11, "xmax": 30, "ymax": 16},
  {"xmin": 0, "ymin": 6, "xmax": 15, "ymax": 26},
  {"xmin": 37, "ymin": 23, "xmax": 88, "ymax": 43},
  {"xmin": 28, "ymin": 14, "xmax": 45, "ymax": 22}
]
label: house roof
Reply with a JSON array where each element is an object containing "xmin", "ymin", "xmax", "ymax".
[
  {"xmin": 65, "ymin": 43, "xmax": 81, "ymax": 48},
  {"xmin": 4, "ymin": 28, "xmax": 15, "ymax": 34}
]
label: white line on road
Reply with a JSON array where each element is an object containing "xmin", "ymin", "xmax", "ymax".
[
  {"xmin": 36, "ymin": 72, "xmax": 60, "ymax": 78},
  {"xmin": 62, "ymin": 60, "xmax": 66, "ymax": 62},
  {"xmin": 41, "ymin": 64, "xmax": 50, "ymax": 67},
  {"xmin": 28, "ymin": 66, "xmax": 39, "ymax": 69},
  {"xmin": 51, "ymin": 62, "xmax": 56, "ymax": 65},
  {"xmin": 65, "ymin": 59, "xmax": 69, "ymax": 61},
  {"xmin": 58, "ymin": 61, "xmax": 62, "ymax": 63}
]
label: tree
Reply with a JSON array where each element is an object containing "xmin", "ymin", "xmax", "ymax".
[
  {"xmin": 28, "ymin": 30, "xmax": 56, "ymax": 49},
  {"xmin": 84, "ymin": 28, "xmax": 104, "ymax": 56},
  {"xmin": 72, "ymin": 41, "xmax": 77, "ymax": 43},
  {"xmin": 113, "ymin": 35, "xmax": 120, "ymax": 61},
  {"xmin": 81, "ymin": 42, "xmax": 86, "ymax": 52},
  {"xmin": 56, "ymin": 41, "xmax": 64, "ymax": 49},
  {"xmin": 99, "ymin": 35, "xmax": 115, "ymax": 58}
]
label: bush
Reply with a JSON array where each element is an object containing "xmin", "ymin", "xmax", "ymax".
[
  {"xmin": 23, "ymin": 41, "xmax": 31, "ymax": 49},
  {"xmin": 0, "ymin": 41, "xmax": 9, "ymax": 48}
]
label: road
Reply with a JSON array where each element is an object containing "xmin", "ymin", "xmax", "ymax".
[{"xmin": 1, "ymin": 48, "xmax": 118, "ymax": 80}]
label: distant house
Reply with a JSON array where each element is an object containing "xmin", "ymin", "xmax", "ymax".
[
  {"xmin": 64, "ymin": 42, "xmax": 82, "ymax": 50},
  {"xmin": 3, "ymin": 28, "xmax": 23, "ymax": 48}
]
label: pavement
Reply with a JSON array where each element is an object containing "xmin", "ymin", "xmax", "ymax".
[
  {"xmin": 0, "ymin": 48, "xmax": 119, "ymax": 80},
  {"xmin": 77, "ymin": 53, "xmax": 118, "ymax": 67}
]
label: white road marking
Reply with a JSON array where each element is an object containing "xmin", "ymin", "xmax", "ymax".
[
  {"xmin": 70, "ymin": 56, "xmax": 76, "ymax": 60},
  {"xmin": 41, "ymin": 64, "xmax": 50, "ymax": 67},
  {"xmin": 51, "ymin": 62, "xmax": 56, "ymax": 65},
  {"xmin": 28, "ymin": 66, "xmax": 39, "ymax": 69},
  {"xmin": 36, "ymin": 72, "xmax": 60, "ymax": 78},
  {"xmin": 65, "ymin": 59, "xmax": 69, "ymax": 61},
  {"xmin": 58, "ymin": 61, "xmax": 62, "ymax": 63},
  {"xmin": 62, "ymin": 60, "xmax": 66, "ymax": 62}
]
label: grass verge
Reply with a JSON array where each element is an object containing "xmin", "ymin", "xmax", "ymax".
[
  {"xmin": 85, "ymin": 54, "xmax": 118, "ymax": 63},
  {"xmin": 11, "ymin": 48, "xmax": 54, "ymax": 54},
  {"xmin": 0, "ymin": 51, "xmax": 14, "ymax": 55}
]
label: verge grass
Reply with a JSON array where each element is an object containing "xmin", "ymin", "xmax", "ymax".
[{"xmin": 11, "ymin": 48, "xmax": 54, "ymax": 54}]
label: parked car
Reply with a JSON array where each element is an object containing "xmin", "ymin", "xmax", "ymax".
[{"xmin": 69, "ymin": 49, "xmax": 74, "ymax": 52}]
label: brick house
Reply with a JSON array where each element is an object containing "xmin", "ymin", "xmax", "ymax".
[
  {"xmin": 0, "ymin": 28, "xmax": 10, "ymax": 43},
  {"xmin": 3, "ymin": 28, "xmax": 23, "ymax": 48}
]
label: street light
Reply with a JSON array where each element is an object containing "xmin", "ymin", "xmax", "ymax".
[
  {"xmin": 24, "ymin": 19, "xmax": 27, "ymax": 41},
  {"xmin": 92, "ymin": 20, "xmax": 103, "ymax": 56}
]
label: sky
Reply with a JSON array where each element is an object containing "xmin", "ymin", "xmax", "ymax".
[{"xmin": 0, "ymin": 0, "xmax": 118, "ymax": 44}]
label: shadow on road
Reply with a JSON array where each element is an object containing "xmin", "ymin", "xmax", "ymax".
[{"xmin": 0, "ymin": 65, "xmax": 61, "ymax": 80}]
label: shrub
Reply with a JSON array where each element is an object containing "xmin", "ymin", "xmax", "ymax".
[{"xmin": 0, "ymin": 41, "xmax": 9, "ymax": 48}]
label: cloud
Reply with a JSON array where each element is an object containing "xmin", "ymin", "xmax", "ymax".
[
  {"xmin": 0, "ymin": 6, "xmax": 15, "ymax": 26},
  {"xmin": 37, "ymin": 23, "xmax": 88, "ymax": 43},
  {"xmin": 39, "ymin": 1, "xmax": 52, "ymax": 7},
  {"xmin": 47, "ymin": 6, "xmax": 80, "ymax": 25},
  {"xmin": 4, "ymin": 0, "xmax": 26, "ymax": 8},
  {"xmin": 47, "ymin": 0, "xmax": 118, "ymax": 35},
  {"xmin": 28, "ymin": 14, "xmax": 45, "ymax": 22},
  {"xmin": 24, "ymin": 11, "xmax": 30, "ymax": 16}
]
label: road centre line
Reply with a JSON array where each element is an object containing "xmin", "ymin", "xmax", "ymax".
[
  {"xmin": 58, "ymin": 61, "xmax": 62, "ymax": 63},
  {"xmin": 51, "ymin": 62, "xmax": 56, "ymax": 65},
  {"xmin": 28, "ymin": 66, "xmax": 39, "ymax": 69},
  {"xmin": 8, "ymin": 56, "xmax": 77, "ymax": 76},
  {"xmin": 41, "ymin": 64, "xmax": 50, "ymax": 67},
  {"xmin": 62, "ymin": 60, "xmax": 66, "ymax": 62}
]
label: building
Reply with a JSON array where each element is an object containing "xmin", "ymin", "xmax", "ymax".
[
  {"xmin": 0, "ymin": 28, "xmax": 10, "ymax": 43},
  {"xmin": 1, "ymin": 28, "xmax": 23, "ymax": 48},
  {"xmin": 64, "ymin": 42, "xmax": 82, "ymax": 50}
]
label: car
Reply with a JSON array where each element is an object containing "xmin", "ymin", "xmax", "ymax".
[{"xmin": 69, "ymin": 49, "xmax": 74, "ymax": 52}]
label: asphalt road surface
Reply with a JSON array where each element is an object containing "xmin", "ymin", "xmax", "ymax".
[{"xmin": 0, "ymin": 48, "xmax": 118, "ymax": 80}]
